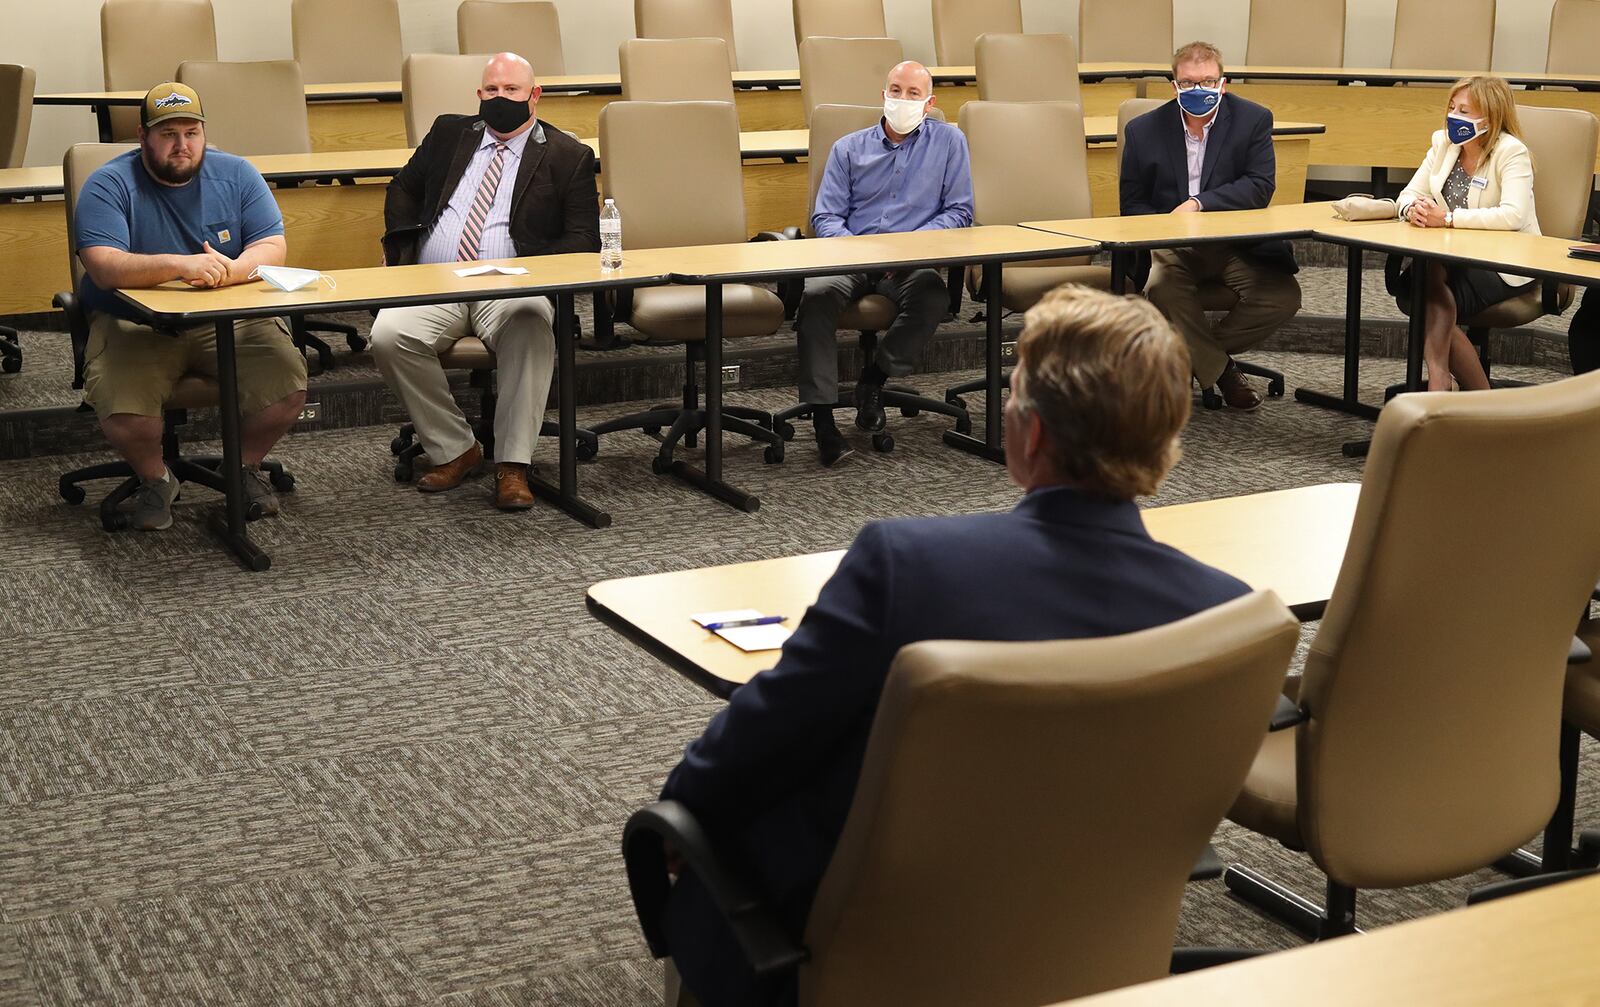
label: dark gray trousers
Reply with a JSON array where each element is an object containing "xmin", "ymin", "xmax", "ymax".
[{"xmin": 793, "ymin": 268, "xmax": 947, "ymax": 405}]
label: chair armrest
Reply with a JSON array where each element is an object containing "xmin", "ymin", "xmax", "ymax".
[
  {"xmin": 1189, "ymin": 843, "xmax": 1225, "ymax": 881},
  {"xmin": 52, "ymin": 291, "xmax": 90, "ymax": 391},
  {"xmin": 1170, "ymin": 948, "xmax": 1268, "ymax": 973},
  {"xmin": 1269, "ymin": 694, "xmax": 1307, "ymax": 732},
  {"xmin": 1466, "ymin": 866, "xmax": 1599, "ymax": 906},
  {"xmin": 750, "ymin": 227, "xmax": 801, "ymax": 242},
  {"xmin": 1570, "ymin": 635, "xmax": 1592, "ymax": 665},
  {"xmin": 622, "ymin": 801, "xmax": 807, "ymax": 976}
]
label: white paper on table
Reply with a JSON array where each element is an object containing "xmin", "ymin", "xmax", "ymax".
[
  {"xmin": 690, "ymin": 609, "xmax": 793, "ymax": 652},
  {"xmin": 454, "ymin": 264, "xmax": 529, "ymax": 277}
]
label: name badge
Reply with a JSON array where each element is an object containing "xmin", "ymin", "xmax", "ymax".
[
  {"xmin": 1469, "ymin": 176, "xmax": 1488, "ymax": 189},
  {"xmin": 216, "ymin": 228, "xmax": 232, "ymax": 243}
]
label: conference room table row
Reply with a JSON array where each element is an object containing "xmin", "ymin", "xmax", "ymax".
[
  {"xmin": 0, "ymin": 121, "xmax": 1324, "ymax": 316},
  {"xmin": 108, "ymin": 201, "xmax": 1600, "ymax": 571},
  {"xmin": 36, "ymin": 62, "xmax": 1600, "ymax": 171}
]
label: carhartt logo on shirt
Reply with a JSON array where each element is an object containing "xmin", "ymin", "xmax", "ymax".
[{"xmin": 216, "ymin": 228, "xmax": 231, "ymax": 243}]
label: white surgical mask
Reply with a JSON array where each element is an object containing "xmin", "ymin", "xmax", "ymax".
[
  {"xmin": 882, "ymin": 93, "xmax": 929, "ymax": 135},
  {"xmin": 249, "ymin": 264, "xmax": 336, "ymax": 293}
]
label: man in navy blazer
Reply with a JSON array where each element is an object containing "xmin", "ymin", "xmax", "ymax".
[
  {"xmin": 1120, "ymin": 41, "xmax": 1301, "ymax": 412},
  {"xmin": 655, "ymin": 285, "xmax": 1251, "ymax": 1007}
]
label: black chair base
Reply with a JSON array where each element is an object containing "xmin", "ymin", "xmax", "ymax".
[
  {"xmin": 58, "ymin": 408, "xmax": 293, "ymax": 532},
  {"xmin": 0, "ymin": 325, "xmax": 20, "ymax": 374},
  {"xmin": 1200, "ymin": 362, "xmax": 1287, "ymax": 411},
  {"xmin": 773, "ymin": 383, "xmax": 972, "ymax": 455},
  {"xmin": 291, "ymin": 316, "xmax": 367, "ymax": 376},
  {"xmin": 1223, "ymin": 865, "xmax": 1359, "ymax": 942}
]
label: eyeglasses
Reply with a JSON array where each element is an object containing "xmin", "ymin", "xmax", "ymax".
[{"xmin": 1175, "ymin": 77, "xmax": 1223, "ymax": 91}]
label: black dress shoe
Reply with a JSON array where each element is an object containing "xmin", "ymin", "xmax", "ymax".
[
  {"xmin": 816, "ymin": 424, "xmax": 856, "ymax": 467},
  {"xmin": 853, "ymin": 380, "xmax": 886, "ymax": 432},
  {"xmin": 1216, "ymin": 360, "xmax": 1264, "ymax": 411}
]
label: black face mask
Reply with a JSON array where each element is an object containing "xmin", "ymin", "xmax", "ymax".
[{"xmin": 480, "ymin": 96, "xmax": 532, "ymax": 134}]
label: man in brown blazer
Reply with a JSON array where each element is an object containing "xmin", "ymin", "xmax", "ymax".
[{"xmin": 374, "ymin": 52, "xmax": 599, "ymax": 510}]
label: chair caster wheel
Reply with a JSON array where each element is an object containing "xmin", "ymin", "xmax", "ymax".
[
  {"xmin": 394, "ymin": 464, "xmax": 412, "ymax": 482},
  {"xmin": 1268, "ymin": 379, "xmax": 1286, "ymax": 397},
  {"xmin": 644, "ymin": 425, "xmax": 662, "ymax": 438},
  {"xmin": 955, "ymin": 416, "xmax": 973, "ymax": 435},
  {"xmin": 245, "ymin": 500, "xmax": 266, "ymax": 522},
  {"xmin": 650, "ymin": 455, "xmax": 673, "ymax": 475},
  {"xmin": 764, "ymin": 443, "xmax": 784, "ymax": 464},
  {"xmin": 900, "ymin": 406, "xmax": 920, "ymax": 418},
  {"xmin": 270, "ymin": 471, "xmax": 296, "ymax": 492},
  {"xmin": 0, "ymin": 356, "xmax": 19, "ymax": 374},
  {"xmin": 60, "ymin": 480, "xmax": 85, "ymax": 505},
  {"xmin": 576, "ymin": 437, "xmax": 597, "ymax": 462},
  {"xmin": 872, "ymin": 433, "xmax": 894, "ymax": 452},
  {"xmin": 102, "ymin": 512, "xmax": 127, "ymax": 532},
  {"xmin": 390, "ymin": 436, "xmax": 409, "ymax": 455},
  {"xmin": 1201, "ymin": 388, "xmax": 1223, "ymax": 410},
  {"xmin": 776, "ymin": 421, "xmax": 796, "ymax": 440},
  {"xmin": 347, "ymin": 335, "xmax": 368, "ymax": 353},
  {"xmin": 946, "ymin": 395, "xmax": 967, "ymax": 410}
]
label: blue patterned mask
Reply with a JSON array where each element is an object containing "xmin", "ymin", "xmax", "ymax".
[{"xmin": 1175, "ymin": 85, "xmax": 1222, "ymax": 119}]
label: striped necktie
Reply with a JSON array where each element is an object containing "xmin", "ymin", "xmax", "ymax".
[{"xmin": 456, "ymin": 141, "xmax": 510, "ymax": 262}]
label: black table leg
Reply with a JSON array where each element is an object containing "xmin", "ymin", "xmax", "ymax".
[
  {"xmin": 668, "ymin": 282, "xmax": 760, "ymax": 512},
  {"xmin": 95, "ymin": 103, "xmax": 113, "ymax": 143},
  {"xmin": 1110, "ymin": 248, "xmax": 1129, "ymax": 295},
  {"xmin": 526, "ymin": 291, "xmax": 612, "ymax": 528},
  {"xmin": 205, "ymin": 318, "xmax": 271, "ymax": 571},
  {"xmin": 1343, "ymin": 251, "xmax": 1431, "ymax": 458},
  {"xmin": 943, "ymin": 259, "xmax": 1006, "ymax": 463},
  {"xmin": 1296, "ymin": 245, "xmax": 1381, "ymax": 421}
]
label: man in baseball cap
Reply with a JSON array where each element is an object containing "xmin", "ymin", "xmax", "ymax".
[{"xmin": 70, "ymin": 82, "xmax": 307, "ymax": 530}]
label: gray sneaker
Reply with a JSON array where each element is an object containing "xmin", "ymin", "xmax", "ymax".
[
  {"xmin": 125, "ymin": 470, "xmax": 180, "ymax": 531},
  {"xmin": 241, "ymin": 468, "xmax": 279, "ymax": 517}
]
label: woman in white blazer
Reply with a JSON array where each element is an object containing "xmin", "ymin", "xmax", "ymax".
[{"xmin": 1395, "ymin": 75, "xmax": 1538, "ymax": 391}]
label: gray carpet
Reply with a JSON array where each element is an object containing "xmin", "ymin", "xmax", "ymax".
[{"xmin": 1, "ymin": 350, "xmax": 1597, "ymax": 1006}]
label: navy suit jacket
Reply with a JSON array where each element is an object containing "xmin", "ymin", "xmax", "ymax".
[
  {"xmin": 1119, "ymin": 94, "xmax": 1297, "ymax": 278},
  {"xmin": 659, "ymin": 487, "xmax": 1250, "ymax": 950}
]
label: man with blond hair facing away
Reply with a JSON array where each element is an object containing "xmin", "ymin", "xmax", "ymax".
[
  {"xmin": 373, "ymin": 52, "xmax": 599, "ymax": 510},
  {"xmin": 650, "ymin": 285, "xmax": 1250, "ymax": 1007},
  {"xmin": 1120, "ymin": 41, "xmax": 1301, "ymax": 411}
]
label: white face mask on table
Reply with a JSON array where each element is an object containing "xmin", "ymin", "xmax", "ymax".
[{"xmin": 249, "ymin": 265, "xmax": 336, "ymax": 292}]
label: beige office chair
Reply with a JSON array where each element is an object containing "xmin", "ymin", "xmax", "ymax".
[
  {"xmin": 931, "ymin": 0, "xmax": 1023, "ymax": 67},
  {"xmin": 100, "ymin": 0, "xmax": 217, "ymax": 141},
  {"xmin": 176, "ymin": 59, "xmax": 365, "ymax": 373},
  {"xmin": 457, "ymin": 0, "xmax": 567, "ymax": 75},
  {"xmin": 620, "ymin": 38, "xmax": 736, "ymax": 102},
  {"xmin": 291, "ymin": 0, "xmax": 403, "ymax": 85},
  {"xmin": 791, "ymin": 0, "xmax": 886, "ymax": 47},
  {"xmin": 766, "ymin": 103, "xmax": 972, "ymax": 453},
  {"xmin": 54, "ymin": 143, "xmax": 295, "ymax": 530},
  {"xmin": 591, "ymin": 101, "xmax": 786, "ymax": 473},
  {"xmin": 625, "ymin": 590, "xmax": 1300, "ymax": 1005},
  {"xmin": 975, "ymin": 33, "xmax": 1081, "ymax": 103},
  {"xmin": 1547, "ymin": 0, "xmax": 1600, "ymax": 74},
  {"xmin": 634, "ymin": 0, "xmax": 739, "ymax": 70},
  {"xmin": 1222, "ymin": 372, "xmax": 1600, "ymax": 940},
  {"xmin": 943, "ymin": 100, "xmax": 1109, "ymax": 408},
  {"xmin": 798, "ymin": 36, "xmax": 903, "ymax": 125},
  {"xmin": 401, "ymin": 54, "xmax": 490, "ymax": 146},
  {"xmin": 1385, "ymin": 106, "xmax": 1599, "ymax": 395},
  {"xmin": 1116, "ymin": 97, "xmax": 1287, "ymax": 403},
  {"xmin": 1078, "ymin": 0, "xmax": 1172, "ymax": 64},
  {"xmin": 1244, "ymin": 0, "xmax": 1344, "ymax": 79},
  {"xmin": 0, "ymin": 63, "xmax": 35, "ymax": 372},
  {"xmin": 1391, "ymin": 0, "xmax": 1496, "ymax": 72}
]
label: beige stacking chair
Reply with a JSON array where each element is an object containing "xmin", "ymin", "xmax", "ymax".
[
  {"xmin": 100, "ymin": 0, "xmax": 217, "ymax": 140},
  {"xmin": 974, "ymin": 32, "xmax": 1081, "ymax": 103},
  {"xmin": 791, "ymin": 0, "xmax": 886, "ymax": 46},
  {"xmin": 1078, "ymin": 0, "xmax": 1172, "ymax": 64},
  {"xmin": 620, "ymin": 38, "xmax": 736, "ymax": 102},
  {"xmin": 457, "ymin": 0, "xmax": 568, "ymax": 75},
  {"xmin": 634, "ymin": 0, "xmax": 739, "ymax": 70},
  {"xmin": 930, "ymin": 0, "xmax": 1022, "ymax": 66},
  {"xmin": 798, "ymin": 36, "xmax": 903, "ymax": 124},
  {"xmin": 291, "ymin": 0, "xmax": 403, "ymax": 84}
]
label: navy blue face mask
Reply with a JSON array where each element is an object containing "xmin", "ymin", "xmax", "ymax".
[
  {"xmin": 1446, "ymin": 114, "xmax": 1484, "ymax": 145},
  {"xmin": 1175, "ymin": 85, "xmax": 1222, "ymax": 118}
]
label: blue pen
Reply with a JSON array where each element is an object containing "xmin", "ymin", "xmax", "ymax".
[{"xmin": 703, "ymin": 615, "xmax": 788, "ymax": 631}]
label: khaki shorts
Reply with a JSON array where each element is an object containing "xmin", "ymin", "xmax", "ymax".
[{"xmin": 83, "ymin": 313, "xmax": 308, "ymax": 421}]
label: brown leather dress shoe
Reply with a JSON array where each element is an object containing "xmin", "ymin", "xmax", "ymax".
[
  {"xmin": 494, "ymin": 463, "xmax": 536, "ymax": 511},
  {"xmin": 1216, "ymin": 360, "xmax": 1264, "ymax": 411},
  {"xmin": 416, "ymin": 442, "xmax": 483, "ymax": 492}
]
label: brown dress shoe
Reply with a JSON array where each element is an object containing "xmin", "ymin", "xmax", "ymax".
[
  {"xmin": 416, "ymin": 442, "xmax": 483, "ymax": 492},
  {"xmin": 494, "ymin": 463, "xmax": 536, "ymax": 511},
  {"xmin": 1216, "ymin": 360, "xmax": 1264, "ymax": 411}
]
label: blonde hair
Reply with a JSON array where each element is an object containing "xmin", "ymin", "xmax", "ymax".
[
  {"xmin": 1013, "ymin": 285, "xmax": 1192, "ymax": 499},
  {"xmin": 1172, "ymin": 41, "xmax": 1225, "ymax": 79},
  {"xmin": 1448, "ymin": 75, "xmax": 1522, "ymax": 155}
]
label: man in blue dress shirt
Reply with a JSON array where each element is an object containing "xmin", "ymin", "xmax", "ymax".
[
  {"xmin": 655, "ymin": 285, "xmax": 1250, "ymax": 1007},
  {"xmin": 797, "ymin": 60, "xmax": 974, "ymax": 466}
]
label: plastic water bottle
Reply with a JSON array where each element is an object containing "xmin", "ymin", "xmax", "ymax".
[{"xmin": 600, "ymin": 198, "xmax": 623, "ymax": 269}]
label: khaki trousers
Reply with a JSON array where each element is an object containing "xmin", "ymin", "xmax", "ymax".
[
  {"xmin": 370, "ymin": 296, "xmax": 554, "ymax": 466},
  {"xmin": 1145, "ymin": 247, "xmax": 1302, "ymax": 386}
]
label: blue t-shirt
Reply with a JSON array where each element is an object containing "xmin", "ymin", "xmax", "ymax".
[{"xmin": 73, "ymin": 148, "xmax": 285, "ymax": 320}]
